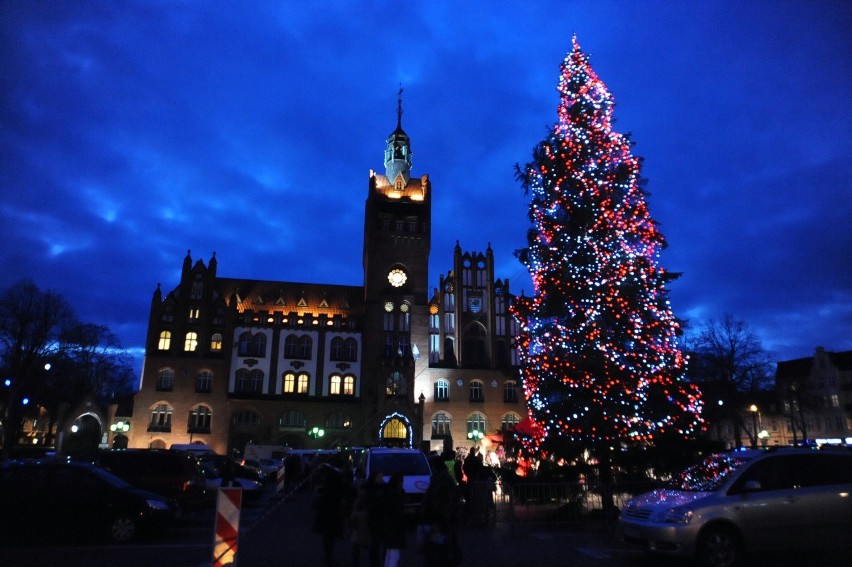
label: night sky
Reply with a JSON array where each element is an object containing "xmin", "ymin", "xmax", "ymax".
[{"xmin": 2, "ymin": 1, "xmax": 850, "ymax": 381}]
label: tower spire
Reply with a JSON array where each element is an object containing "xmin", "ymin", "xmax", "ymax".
[
  {"xmin": 384, "ymin": 86, "xmax": 412, "ymax": 184},
  {"xmin": 397, "ymin": 84, "xmax": 403, "ymax": 130}
]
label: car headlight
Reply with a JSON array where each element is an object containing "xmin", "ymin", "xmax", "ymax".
[
  {"xmin": 655, "ymin": 507, "xmax": 693, "ymax": 525},
  {"xmin": 146, "ymin": 499, "xmax": 170, "ymax": 511}
]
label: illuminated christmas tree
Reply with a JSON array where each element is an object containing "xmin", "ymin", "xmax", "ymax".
[{"xmin": 511, "ymin": 37, "xmax": 704, "ymax": 469}]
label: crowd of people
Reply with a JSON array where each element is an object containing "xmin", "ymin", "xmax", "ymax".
[{"xmin": 310, "ymin": 449, "xmax": 488, "ymax": 567}]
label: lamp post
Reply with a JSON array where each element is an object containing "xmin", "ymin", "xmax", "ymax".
[
  {"xmin": 308, "ymin": 426, "xmax": 325, "ymax": 449},
  {"xmin": 748, "ymin": 404, "xmax": 759, "ymax": 448},
  {"xmin": 467, "ymin": 429, "xmax": 483, "ymax": 444}
]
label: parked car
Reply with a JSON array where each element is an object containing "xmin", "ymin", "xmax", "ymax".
[
  {"xmin": 0, "ymin": 460, "xmax": 177, "ymax": 543},
  {"xmin": 620, "ymin": 447, "xmax": 852, "ymax": 567},
  {"xmin": 196, "ymin": 454, "xmax": 265, "ymax": 500},
  {"xmin": 85, "ymin": 449, "xmax": 209, "ymax": 510},
  {"xmin": 242, "ymin": 457, "xmax": 284, "ymax": 480},
  {"xmin": 354, "ymin": 447, "xmax": 432, "ymax": 514}
]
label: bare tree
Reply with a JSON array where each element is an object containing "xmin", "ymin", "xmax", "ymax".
[
  {"xmin": 687, "ymin": 314, "xmax": 773, "ymax": 448},
  {"xmin": 0, "ymin": 280, "xmax": 75, "ymax": 455}
]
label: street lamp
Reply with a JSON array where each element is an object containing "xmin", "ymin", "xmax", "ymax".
[
  {"xmin": 308, "ymin": 426, "xmax": 325, "ymax": 448},
  {"xmin": 748, "ymin": 404, "xmax": 760, "ymax": 448},
  {"xmin": 467, "ymin": 429, "xmax": 483, "ymax": 443}
]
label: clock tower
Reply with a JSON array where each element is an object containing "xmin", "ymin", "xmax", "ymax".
[{"xmin": 361, "ymin": 92, "xmax": 431, "ymax": 447}]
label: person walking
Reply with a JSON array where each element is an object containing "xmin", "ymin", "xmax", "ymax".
[
  {"xmin": 313, "ymin": 458, "xmax": 349, "ymax": 566},
  {"xmin": 351, "ymin": 470, "xmax": 385, "ymax": 567},
  {"xmin": 380, "ymin": 473, "xmax": 406, "ymax": 567},
  {"xmin": 420, "ymin": 456, "xmax": 463, "ymax": 566}
]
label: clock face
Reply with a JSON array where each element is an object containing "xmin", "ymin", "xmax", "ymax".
[
  {"xmin": 384, "ymin": 301, "xmax": 394, "ymax": 312},
  {"xmin": 400, "ymin": 303, "xmax": 409, "ymax": 313},
  {"xmin": 388, "ymin": 268, "xmax": 407, "ymax": 287}
]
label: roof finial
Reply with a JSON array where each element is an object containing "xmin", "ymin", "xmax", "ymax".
[{"xmin": 397, "ymin": 84, "xmax": 404, "ymax": 129}]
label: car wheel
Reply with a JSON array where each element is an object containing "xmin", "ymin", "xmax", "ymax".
[
  {"xmin": 109, "ymin": 515, "xmax": 138, "ymax": 543},
  {"xmin": 697, "ymin": 526, "xmax": 741, "ymax": 567}
]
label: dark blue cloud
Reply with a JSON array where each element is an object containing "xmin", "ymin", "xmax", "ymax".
[{"xmin": 2, "ymin": 1, "xmax": 850, "ymax": 378}]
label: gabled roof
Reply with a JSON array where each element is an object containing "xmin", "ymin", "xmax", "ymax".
[{"xmin": 216, "ymin": 277, "xmax": 363, "ymax": 318}]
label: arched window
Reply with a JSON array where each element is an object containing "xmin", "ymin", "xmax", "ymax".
[
  {"xmin": 343, "ymin": 374, "xmax": 355, "ymax": 396},
  {"xmin": 252, "ymin": 333, "xmax": 267, "ymax": 357},
  {"xmin": 190, "ymin": 275, "xmax": 203, "ymax": 300},
  {"xmin": 298, "ymin": 336, "xmax": 312, "ymax": 359},
  {"xmin": 432, "ymin": 412, "xmax": 451, "ymax": 437},
  {"xmin": 383, "ymin": 417, "xmax": 406, "ymax": 440},
  {"xmin": 284, "ymin": 335, "xmax": 299, "ymax": 358},
  {"xmin": 184, "ymin": 332, "xmax": 198, "ymax": 352},
  {"xmin": 344, "ymin": 338, "xmax": 358, "ymax": 361},
  {"xmin": 282, "ymin": 372, "xmax": 296, "ymax": 393},
  {"xmin": 503, "ymin": 380, "xmax": 518, "ymax": 403},
  {"xmin": 157, "ymin": 368, "xmax": 174, "ymax": 391},
  {"xmin": 158, "ymin": 331, "xmax": 171, "ymax": 351},
  {"xmin": 238, "ymin": 332, "xmax": 253, "ymax": 356},
  {"xmin": 149, "ymin": 404, "xmax": 172, "ymax": 431},
  {"xmin": 233, "ymin": 409, "xmax": 260, "ymax": 426},
  {"xmin": 189, "ymin": 406, "xmax": 212, "ymax": 432},
  {"xmin": 210, "ymin": 333, "xmax": 223, "ymax": 352},
  {"xmin": 434, "ymin": 379, "xmax": 449, "ymax": 402},
  {"xmin": 462, "ymin": 324, "xmax": 486, "ymax": 365},
  {"xmin": 196, "ymin": 369, "xmax": 212, "ymax": 393},
  {"xmin": 330, "ymin": 374, "xmax": 342, "ymax": 395},
  {"xmin": 297, "ymin": 373, "xmax": 310, "ymax": 394},
  {"xmin": 386, "ymin": 371, "xmax": 403, "ymax": 396},
  {"xmin": 235, "ymin": 369, "xmax": 249, "ymax": 392},
  {"xmin": 469, "ymin": 380, "xmax": 484, "ymax": 402},
  {"xmin": 278, "ymin": 410, "xmax": 305, "ymax": 429},
  {"xmin": 248, "ymin": 369, "xmax": 264, "ymax": 393},
  {"xmin": 501, "ymin": 412, "xmax": 521, "ymax": 431},
  {"xmin": 330, "ymin": 337, "xmax": 345, "ymax": 360},
  {"xmin": 327, "ymin": 412, "xmax": 351, "ymax": 429},
  {"xmin": 467, "ymin": 412, "xmax": 486, "ymax": 436}
]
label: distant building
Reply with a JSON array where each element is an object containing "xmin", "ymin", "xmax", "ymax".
[
  {"xmin": 775, "ymin": 347, "xmax": 852, "ymax": 446},
  {"xmin": 125, "ymin": 102, "xmax": 524, "ymax": 456}
]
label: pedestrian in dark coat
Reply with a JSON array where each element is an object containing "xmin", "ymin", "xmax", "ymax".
[
  {"xmin": 313, "ymin": 460, "xmax": 348, "ymax": 566},
  {"xmin": 421, "ymin": 456, "xmax": 463, "ymax": 566},
  {"xmin": 351, "ymin": 470, "xmax": 385, "ymax": 567},
  {"xmin": 380, "ymin": 473, "xmax": 406, "ymax": 567}
]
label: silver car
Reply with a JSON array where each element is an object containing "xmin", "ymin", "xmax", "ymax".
[{"xmin": 620, "ymin": 448, "xmax": 852, "ymax": 567}]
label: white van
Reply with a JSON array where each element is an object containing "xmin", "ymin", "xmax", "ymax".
[
  {"xmin": 356, "ymin": 447, "xmax": 432, "ymax": 514},
  {"xmin": 170, "ymin": 443, "xmax": 215, "ymax": 458}
]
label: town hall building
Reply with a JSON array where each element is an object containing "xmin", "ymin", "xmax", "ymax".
[{"xmin": 125, "ymin": 100, "xmax": 526, "ymax": 457}]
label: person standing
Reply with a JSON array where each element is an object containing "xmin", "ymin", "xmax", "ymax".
[
  {"xmin": 380, "ymin": 473, "xmax": 406, "ymax": 567},
  {"xmin": 313, "ymin": 459, "xmax": 348, "ymax": 566},
  {"xmin": 421, "ymin": 456, "xmax": 463, "ymax": 566},
  {"xmin": 351, "ymin": 470, "xmax": 385, "ymax": 567}
]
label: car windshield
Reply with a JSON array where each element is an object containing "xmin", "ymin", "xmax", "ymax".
[
  {"xmin": 371, "ymin": 453, "xmax": 431, "ymax": 476},
  {"xmin": 664, "ymin": 453, "xmax": 754, "ymax": 492}
]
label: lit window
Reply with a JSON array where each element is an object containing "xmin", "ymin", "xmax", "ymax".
[
  {"xmin": 188, "ymin": 308, "xmax": 200, "ymax": 320},
  {"xmin": 210, "ymin": 333, "xmax": 222, "ymax": 352},
  {"xmin": 330, "ymin": 374, "xmax": 342, "ymax": 395},
  {"xmin": 343, "ymin": 374, "xmax": 355, "ymax": 396},
  {"xmin": 297, "ymin": 373, "xmax": 309, "ymax": 394},
  {"xmin": 327, "ymin": 412, "xmax": 351, "ymax": 429},
  {"xmin": 283, "ymin": 372, "xmax": 295, "ymax": 393},
  {"xmin": 435, "ymin": 379, "xmax": 449, "ymax": 401},
  {"xmin": 184, "ymin": 332, "xmax": 198, "ymax": 352},
  {"xmin": 158, "ymin": 331, "xmax": 171, "ymax": 350},
  {"xmin": 387, "ymin": 371, "xmax": 402, "ymax": 396}
]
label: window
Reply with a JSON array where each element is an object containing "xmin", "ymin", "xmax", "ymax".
[
  {"xmin": 467, "ymin": 412, "xmax": 486, "ymax": 436},
  {"xmin": 284, "ymin": 335, "xmax": 299, "ymax": 358},
  {"xmin": 343, "ymin": 338, "xmax": 357, "ymax": 361},
  {"xmin": 210, "ymin": 333, "xmax": 222, "ymax": 352},
  {"xmin": 184, "ymin": 332, "xmax": 198, "ymax": 352},
  {"xmin": 188, "ymin": 308, "xmax": 200, "ymax": 321},
  {"xmin": 387, "ymin": 371, "xmax": 403, "ymax": 396},
  {"xmin": 149, "ymin": 404, "xmax": 172, "ymax": 431},
  {"xmin": 330, "ymin": 337, "xmax": 344, "ymax": 360},
  {"xmin": 470, "ymin": 380, "xmax": 484, "ymax": 402},
  {"xmin": 279, "ymin": 410, "xmax": 305, "ymax": 429},
  {"xmin": 189, "ymin": 406, "xmax": 211, "ymax": 432},
  {"xmin": 330, "ymin": 374, "xmax": 342, "ymax": 395},
  {"xmin": 432, "ymin": 412, "xmax": 451, "ymax": 437},
  {"xmin": 398, "ymin": 335, "xmax": 410, "ymax": 357},
  {"xmin": 233, "ymin": 409, "xmax": 260, "ymax": 426},
  {"xmin": 298, "ymin": 336, "xmax": 312, "ymax": 359},
  {"xmin": 283, "ymin": 372, "xmax": 296, "ymax": 393},
  {"xmin": 252, "ymin": 334, "xmax": 267, "ymax": 357},
  {"xmin": 190, "ymin": 276, "xmax": 203, "ymax": 300},
  {"xmin": 157, "ymin": 368, "xmax": 174, "ymax": 391},
  {"xmin": 383, "ymin": 334, "xmax": 394, "ymax": 358},
  {"xmin": 343, "ymin": 374, "xmax": 355, "ymax": 396},
  {"xmin": 504, "ymin": 380, "xmax": 518, "ymax": 403},
  {"xmin": 238, "ymin": 332, "xmax": 252, "ymax": 356},
  {"xmin": 435, "ymin": 379, "xmax": 449, "ymax": 402},
  {"xmin": 398, "ymin": 312, "xmax": 410, "ymax": 332},
  {"xmin": 158, "ymin": 331, "xmax": 171, "ymax": 351},
  {"xmin": 327, "ymin": 412, "xmax": 351, "ymax": 429},
  {"xmin": 501, "ymin": 412, "xmax": 521, "ymax": 431},
  {"xmin": 297, "ymin": 373, "xmax": 310, "ymax": 394},
  {"xmin": 248, "ymin": 369, "xmax": 263, "ymax": 393},
  {"xmin": 196, "ymin": 369, "xmax": 212, "ymax": 393},
  {"xmin": 235, "ymin": 369, "xmax": 250, "ymax": 393}
]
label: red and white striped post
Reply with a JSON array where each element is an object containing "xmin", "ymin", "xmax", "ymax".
[
  {"xmin": 276, "ymin": 464, "xmax": 286, "ymax": 493},
  {"xmin": 213, "ymin": 487, "xmax": 242, "ymax": 567}
]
